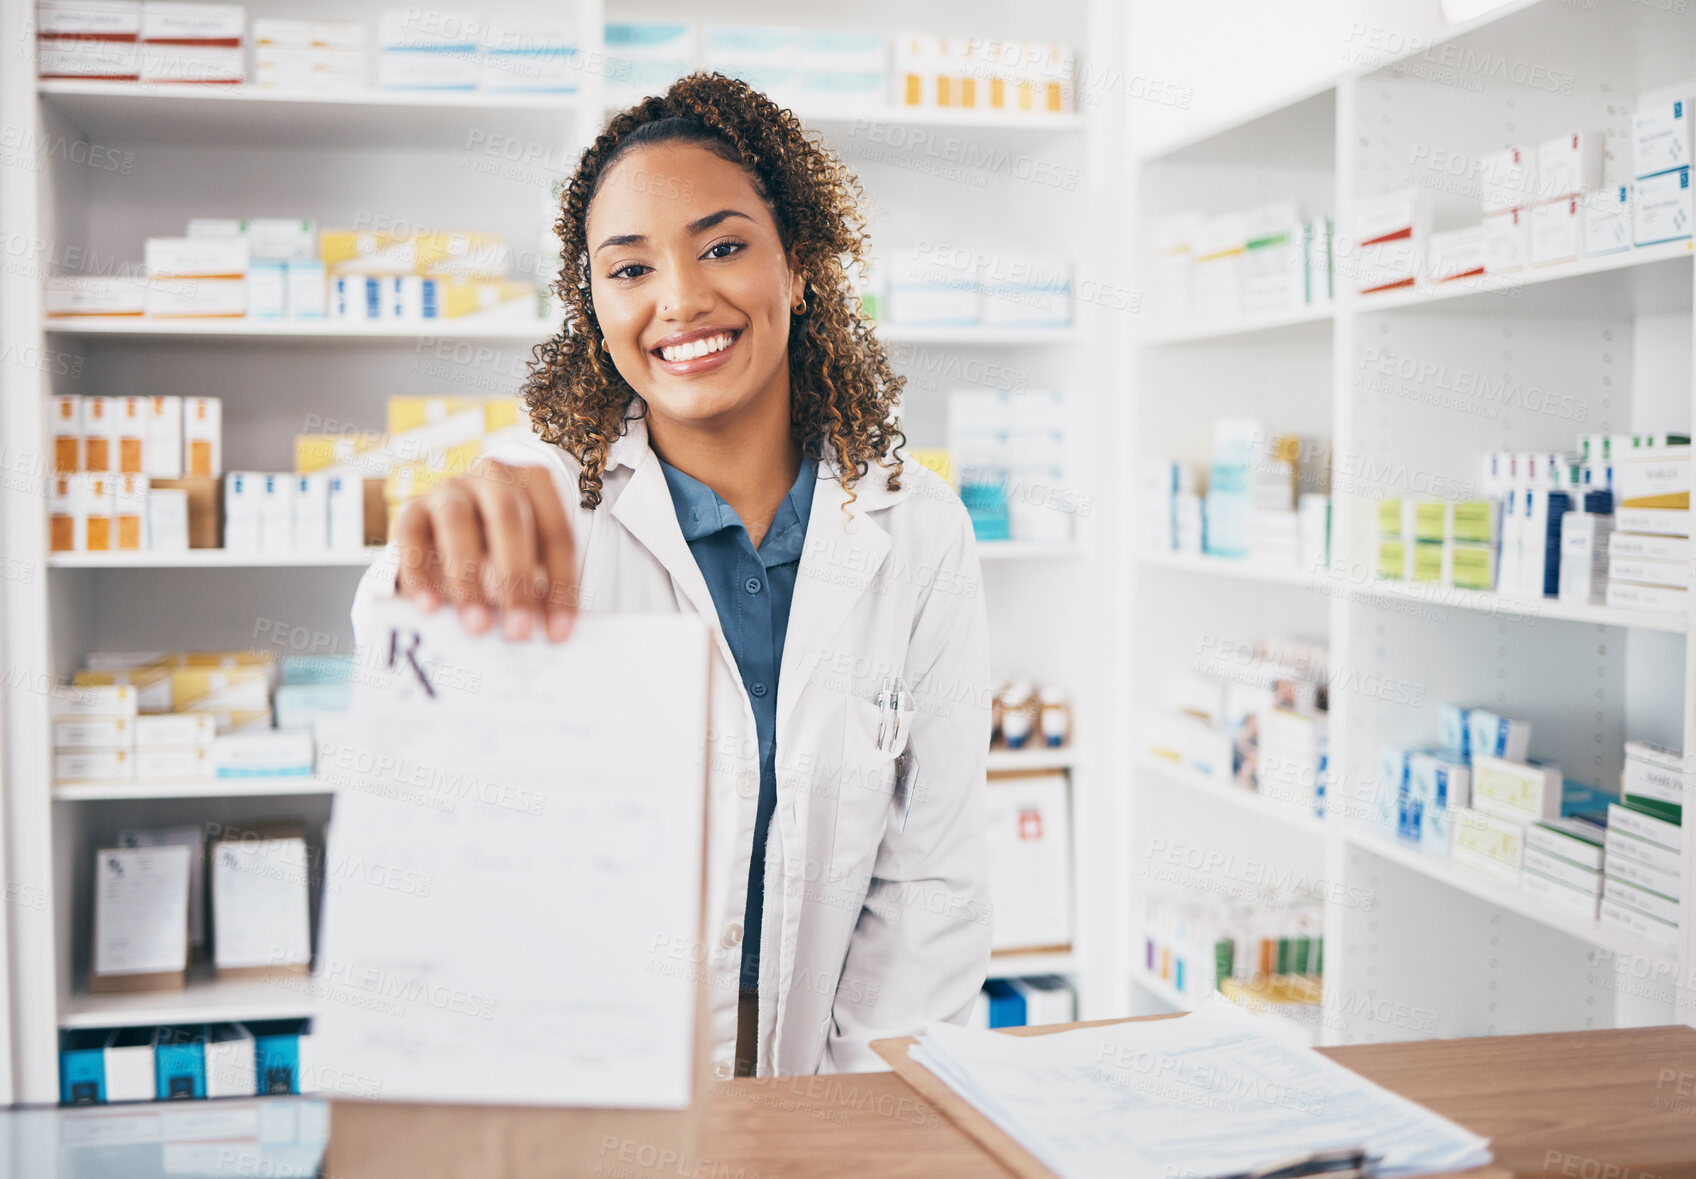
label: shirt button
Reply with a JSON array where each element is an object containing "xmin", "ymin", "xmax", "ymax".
[
  {"xmin": 744, "ymin": 576, "xmax": 762, "ymax": 594},
  {"xmin": 714, "ymin": 1060, "xmax": 733, "ymax": 1080},
  {"xmin": 750, "ymin": 682, "xmax": 768, "ymax": 698},
  {"xmin": 722, "ymin": 922, "xmax": 743, "ymax": 948}
]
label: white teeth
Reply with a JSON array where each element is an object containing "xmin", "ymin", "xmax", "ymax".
[{"xmin": 660, "ymin": 333, "xmax": 732, "ymax": 362}]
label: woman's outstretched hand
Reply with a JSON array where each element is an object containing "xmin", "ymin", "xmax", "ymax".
[{"xmin": 393, "ymin": 457, "xmax": 579, "ymax": 642}]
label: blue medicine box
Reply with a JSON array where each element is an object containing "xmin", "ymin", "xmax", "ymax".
[
  {"xmin": 248, "ymin": 1018, "xmax": 309, "ymax": 1095},
  {"xmin": 59, "ymin": 1029, "xmax": 108, "ymax": 1105},
  {"xmin": 154, "ymin": 1025, "xmax": 207, "ymax": 1100}
]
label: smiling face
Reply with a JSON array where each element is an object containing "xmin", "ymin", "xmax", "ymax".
[{"xmin": 586, "ymin": 142, "xmax": 805, "ymax": 438}]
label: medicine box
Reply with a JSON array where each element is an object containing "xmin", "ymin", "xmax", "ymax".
[
  {"xmin": 1633, "ymin": 99, "xmax": 1692, "ymax": 179},
  {"xmin": 1607, "ymin": 851, "xmax": 1680, "ymax": 900},
  {"xmin": 1526, "ymin": 816, "xmax": 1606, "ymax": 871},
  {"xmin": 1483, "ymin": 207, "xmax": 1529, "ymax": 273},
  {"xmin": 1608, "ymin": 827, "xmax": 1681, "ymax": 876},
  {"xmin": 70, "ymin": 666, "xmax": 167, "ymax": 713},
  {"xmin": 1599, "ymin": 898, "xmax": 1678, "ymax": 953},
  {"xmin": 38, "ymin": 38, "xmax": 142, "ymax": 80},
  {"xmin": 214, "ymin": 730, "xmax": 314, "ymax": 777},
  {"xmin": 142, "ymin": 3, "xmax": 246, "ymax": 43},
  {"xmin": 1615, "ymin": 445, "xmax": 1689, "ymax": 509},
  {"xmin": 153, "ymin": 1026, "xmax": 207, "ymax": 1100},
  {"xmin": 134, "ymin": 712, "xmax": 216, "ymax": 747},
  {"xmin": 37, "ymin": 1, "xmax": 143, "ymax": 39},
  {"xmin": 1472, "ymin": 755, "xmax": 1562, "ymax": 823},
  {"xmin": 1467, "ymin": 710, "xmax": 1531, "ymax": 763},
  {"xmin": 53, "ymin": 715, "xmax": 133, "ymax": 749},
  {"xmin": 1522, "ymin": 846, "xmax": 1601, "ymax": 894},
  {"xmin": 1634, "ymin": 167, "xmax": 1692, "ymax": 246},
  {"xmin": 205, "ymin": 1023, "xmax": 257, "ymax": 1099},
  {"xmin": 1605, "ymin": 581, "xmax": 1687, "ymax": 613},
  {"xmin": 1530, "ymin": 197, "xmax": 1583, "ymax": 265},
  {"xmin": 211, "ymin": 829, "xmax": 313, "ymax": 973},
  {"xmin": 249, "ymin": 1018, "xmax": 310, "ymax": 1094},
  {"xmin": 1606, "ymin": 532, "xmax": 1686, "ymax": 565},
  {"xmin": 1609, "ymin": 800, "xmax": 1682, "ymax": 851},
  {"xmin": 986, "ymin": 771, "xmax": 1072, "ymax": 951},
  {"xmin": 82, "ymin": 397, "xmax": 114, "ymax": 472},
  {"xmin": 184, "ymin": 397, "xmax": 222, "ymax": 477},
  {"xmin": 1624, "ymin": 740, "xmax": 1687, "ymax": 807},
  {"xmin": 1615, "ymin": 506, "xmax": 1690, "ymax": 537},
  {"xmin": 1602, "ymin": 875, "xmax": 1679, "ymax": 926},
  {"xmin": 171, "ymin": 665, "xmax": 269, "ymax": 713},
  {"xmin": 1452, "ymin": 807, "xmax": 1524, "ymax": 883},
  {"xmin": 1480, "ymin": 146, "xmax": 1537, "ymax": 213},
  {"xmin": 51, "ymin": 683, "xmax": 138, "ymax": 718},
  {"xmin": 1537, "ymin": 131, "xmax": 1603, "ymax": 199},
  {"xmin": 1583, "ymin": 185, "xmax": 1634, "ymax": 256}
]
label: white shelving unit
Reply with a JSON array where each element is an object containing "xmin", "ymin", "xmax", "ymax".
[
  {"xmin": 0, "ymin": 0, "xmax": 1116, "ymax": 1103},
  {"xmin": 1123, "ymin": 0, "xmax": 1696, "ymax": 1044}
]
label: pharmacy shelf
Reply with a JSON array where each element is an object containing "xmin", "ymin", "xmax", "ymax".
[
  {"xmin": 1353, "ymin": 578, "xmax": 1689, "ymax": 636},
  {"xmin": 37, "ymin": 80, "xmax": 584, "ymax": 150},
  {"xmin": 1141, "ymin": 305, "xmax": 1334, "ymax": 346},
  {"xmin": 1355, "ymin": 241, "xmax": 1694, "ymax": 319},
  {"xmin": 48, "ymin": 549, "xmax": 383, "ymax": 570},
  {"xmin": 1135, "ymin": 754, "xmax": 1327, "ymax": 837},
  {"xmin": 52, "ymin": 777, "xmax": 335, "ymax": 802},
  {"xmin": 1136, "ymin": 550, "xmax": 1325, "ymax": 588},
  {"xmin": 987, "ymin": 950, "xmax": 1078, "ymax": 979},
  {"xmin": 876, "ymin": 324, "xmax": 1084, "ymax": 345},
  {"xmin": 42, "ymin": 318, "xmax": 551, "ymax": 342},
  {"xmin": 60, "ymin": 966, "xmax": 316, "ymax": 1030},
  {"xmin": 1344, "ymin": 830, "xmax": 1678, "ymax": 970},
  {"xmin": 987, "ymin": 747, "xmax": 1078, "ymax": 773}
]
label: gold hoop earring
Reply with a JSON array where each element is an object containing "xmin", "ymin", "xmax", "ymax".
[{"xmin": 792, "ymin": 296, "xmax": 807, "ymax": 314}]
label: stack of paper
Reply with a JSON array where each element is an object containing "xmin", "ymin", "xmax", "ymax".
[{"xmin": 910, "ymin": 1002, "xmax": 1491, "ymax": 1179}]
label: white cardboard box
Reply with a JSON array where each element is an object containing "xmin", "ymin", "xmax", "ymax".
[
  {"xmin": 1634, "ymin": 98, "xmax": 1692, "ymax": 179},
  {"xmin": 1634, "ymin": 167, "xmax": 1692, "ymax": 246},
  {"xmin": 986, "ymin": 771, "xmax": 1072, "ymax": 951}
]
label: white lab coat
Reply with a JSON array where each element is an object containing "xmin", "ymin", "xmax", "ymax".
[{"xmin": 351, "ymin": 413, "xmax": 992, "ymax": 1078}]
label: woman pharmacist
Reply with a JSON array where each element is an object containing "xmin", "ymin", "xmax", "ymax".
[{"xmin": 353, "ymin": 74, "xmax": 992, "ymax": 1079}]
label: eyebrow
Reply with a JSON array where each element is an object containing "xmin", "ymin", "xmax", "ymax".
[{"xmin": 592, "ymin": 208, "xmax": 756, "ymax": 255}]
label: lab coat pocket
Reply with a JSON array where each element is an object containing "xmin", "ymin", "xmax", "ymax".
[{"xmin": 832, "ymin": 696, "xmax": 915, "ymax": 874}]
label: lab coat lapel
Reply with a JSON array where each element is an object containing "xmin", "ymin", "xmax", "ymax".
[
  {"xmin": 777, "ymin": 467, "xmax": 893, "ymax": 732},
  {"xmin": 607, "ymin": 442, "xmax": 727, "ymax": 648}
]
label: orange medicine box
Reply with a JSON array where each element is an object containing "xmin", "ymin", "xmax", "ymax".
[
  {"xmin": 83, "ymin": 396, "xmax": 115, "ymax": 473},
  {"xmin": 53, "ymin": 395, "xmax": 81, "ymax": 473},
  {"xmin": 116, "ymin": 397, "xmax": 147, "ymax": 474},
  {"xmin": 114, "ymin": 474, "xmax": 148, "ymax": 550},
  {"xmin": 184, "ymin": 397, "xmax": 222, "ymax": 477}
]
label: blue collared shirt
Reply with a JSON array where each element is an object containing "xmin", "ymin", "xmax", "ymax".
[{"xmin": 659, "ymin": 455, "xmax": 818, "ymax": 992}]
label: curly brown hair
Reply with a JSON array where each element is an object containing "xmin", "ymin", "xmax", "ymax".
[{"xmin": 522, "ymin": 72, "xmax": 906, "ymax": 509}]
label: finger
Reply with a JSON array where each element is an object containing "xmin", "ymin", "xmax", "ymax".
[
  {"xmin": 392, "ymin": 498, "xmax": 440, "ymax": 611},
  {"xmin": 516, "ymin": 464, "xmax": 579, "ymax": 641},
  {"xmin": 465, "ymin": 462, "xmax": 539, "ymax": 640},
  {"xmin": 426, "ymin": 482, "xmax": 490, "ymax": 634}
]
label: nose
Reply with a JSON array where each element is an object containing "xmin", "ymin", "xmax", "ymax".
[{"xmin": 656, "ymin": 259, "xmax": 713, "ymax": 323}]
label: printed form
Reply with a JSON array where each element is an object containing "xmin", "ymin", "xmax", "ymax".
[
  {"xmin": 911, "ymin": 1001, "xmax": 1491, "ymax": 1179},
  {"xmin": 314, "ymin": 600, "xmax": 710, "ymax": 1107}
]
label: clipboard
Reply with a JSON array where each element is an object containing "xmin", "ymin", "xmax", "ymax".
[{"xmin": 871, "ymin": 1015, "xmax": 1182, "ymax": 1179}]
